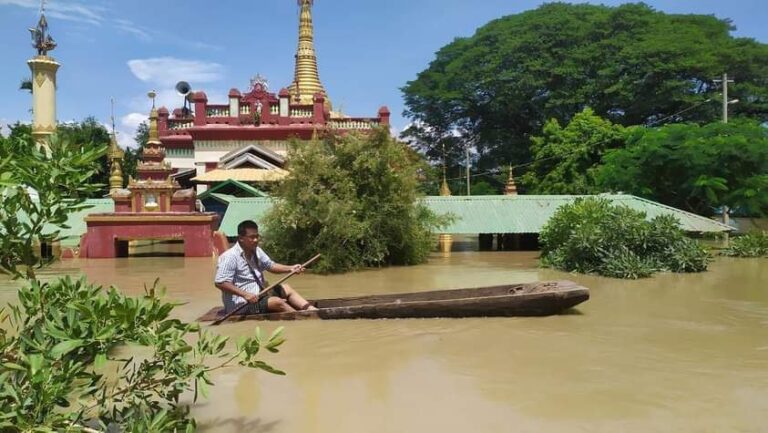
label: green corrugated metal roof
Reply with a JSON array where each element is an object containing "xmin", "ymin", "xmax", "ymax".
[
  {"xmin": 218, "ymin": 197, "xmax": 274, "ymax": 236},
  {"xmin": 215, "ymin": 194, "xmax": 731, "ymax": 237},
  {"xmin": 44, "ymin": 199, "xmax": 114, "ymax": 246},
  {"xmin": 205, "ymin": 193, "xmax": 237, "ymax": 204},
  {"xmin": 424, "ymin": 195, "xmax": 732, "ymax": 234},
  {"xmin": 197, "ymin": 179, "xmax": 268, "ymax": 200},
  {"xmin": 36, "ymin": 195, "xmax": 730, "ymax": 243}
]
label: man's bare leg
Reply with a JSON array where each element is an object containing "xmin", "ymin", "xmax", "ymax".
[
  {"xmin": 282, "ymin": 284, "xmax": 319, "ymax": 311},
  {"xmin": 266, "ymin": 296, "xmax": 295, "ymax": 313}
]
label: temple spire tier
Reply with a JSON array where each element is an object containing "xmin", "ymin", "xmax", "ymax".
[{"xmin": 288, "ymin": 0, "xmax": 330, "ymax": 108}]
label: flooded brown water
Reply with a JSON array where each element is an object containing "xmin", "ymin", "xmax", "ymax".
[{"xmin": 1, "ymin": 252, "xmax": 766, "ymax": 433}]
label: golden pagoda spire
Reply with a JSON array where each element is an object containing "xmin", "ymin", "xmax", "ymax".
[
  {"xmin": 108, "ymin": 98, "xmax": 125, "ymax": 191},
  {"xmin": 147, "ymin": 90, "xmax": 160, "ymax": 145},
  {"xmin": 504, "ymin": 164, "xmax": 518, "ymax": 196},
  {"xmin": 288, "ymin": 0, "xmax": 330, "ymax": 107},
  {"xmin": 440, "ymin": 144, "xmax": 451, "ymax": 196}
]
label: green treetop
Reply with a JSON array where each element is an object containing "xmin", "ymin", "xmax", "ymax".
[{"xmin": 402, "ymin": 2, "xmax": 768, "ymax": 170}]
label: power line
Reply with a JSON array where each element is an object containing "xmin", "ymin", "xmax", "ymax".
[{"xmin": 424, "ymin": 97, "xmax": 720, "ymax": 186}]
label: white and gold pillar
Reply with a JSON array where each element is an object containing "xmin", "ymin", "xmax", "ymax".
[{"xmin": 27, "ymin": 11, "xmax": 60, "ymax": 144}]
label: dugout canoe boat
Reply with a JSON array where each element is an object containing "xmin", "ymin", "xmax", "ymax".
[{"xmin": 198, "ymin": 280, "xmax": 589, "ymax": 322}]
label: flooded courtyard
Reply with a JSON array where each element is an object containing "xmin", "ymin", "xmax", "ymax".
[{"xmin": 1, "ymin": 252, "xmax": 766, "ymax": 433}]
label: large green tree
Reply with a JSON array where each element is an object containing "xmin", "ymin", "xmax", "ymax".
[
  {"xmin": 402, "ymin": 2, "xmax": 768, "ymax": 170},
  {"xmin": 5, "ymin": 118, "xmax": 142, "ymax": 196},
  {"xmin": 596, "ymin": 119, "xmax": 768, "ymax": 216},
  {"xmin": 522, "ymin": 108, "xmax": 628, "ymax": 194},
  {"xmin": 263, "ymin": 129, "xmax": 446, "ymax": 273}
]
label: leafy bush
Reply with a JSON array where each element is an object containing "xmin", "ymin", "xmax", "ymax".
[
  {"xmin": 0, "ymin": 277, "xmax": 284, "ymax": 432},
  {"xmin": 0, "ymin": 133, "xmax": 103, "ymax": 279},
  {"xmin": 721, "ymin": 232, "xmax": 768, "ymax": 257},
  {"xmin": 264, "ymin": 128, "xmax": 447, "ymax": 273},
  {"xmin": 540, "ymin": 197, "xmax": 711, "ymax": 278},
  {"xmin": 0, "ymin": 131, "xmax": 285, "ymax": 431}
]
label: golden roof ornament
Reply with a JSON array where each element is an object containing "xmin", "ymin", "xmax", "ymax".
[
  {"xmin": 504, "ymin": 164, "xmax": 518, "ymax": 196},
  {"xmin": 147, "ymin": 90, "xmax": 161, "ymax": 145},
  {"xmin": 108, "ymin": 98, "xmax": 125, "ymax": 190},
  {"xmin": 440, "ymin": 144, "xmax": 451, "ymax": 196},
  {"xmin": 288, "ymin": 0, "xmax": 330, "ymax": 108}
]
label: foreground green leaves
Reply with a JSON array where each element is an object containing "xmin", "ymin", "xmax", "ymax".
[
  {"xmin": 0, "ymin": 132, "xmax": 104, "ymax": 280},
  {"xmin": 540, "ymin": 197, "xmax": 711, "ymax": 279},
  {"xmin": 0, "ymin": 277, "xmax": 285, "ymax": 432}
]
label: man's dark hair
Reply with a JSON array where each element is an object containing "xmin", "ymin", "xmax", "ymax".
[{"xmin": 237, "ymin": 220, "xmax": 259, "ymax": 236}]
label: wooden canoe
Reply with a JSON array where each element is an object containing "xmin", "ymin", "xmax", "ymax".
[{"xmin": 198, "ymin": 280, "xmax": 589, "ymax": 322}]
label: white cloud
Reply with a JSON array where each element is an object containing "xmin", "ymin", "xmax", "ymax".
[
  {"xmin": 121, "ymin": 112, "xmax": 147, "ymax": 131},
  {"xmin": 0, "ymin": 0, "xmax": 105, "ymax": 25},
  {"xmin": 114, "ymin": 19, "xmax": 151, "ymax": 42},
  {"xmin": 127, "ymin": 57, "xmax": 225, "ymax": 88},
  {"xmin": 115, "ymin": 112, "xmax": 147, "ymax": 148}
]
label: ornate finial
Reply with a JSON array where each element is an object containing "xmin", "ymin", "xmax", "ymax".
[
  {"xmin": 108, "ymin": 98, "xmax": 125, "ymax": 190},
  {"xmin": 440, "ymin": 144, "xmax": 451, "ymax": 196},
  {"xmin": 288, "ymin": 0, "xmax": 330, "ymax": 108},
  {"xmin": 147, "ymin": 91, "xmax": 161, "ymax": 146},
  {"xmin": 504, "ymin": 164, "xmax": 518, "ymax": 196},
  {"xmin": 249, "ymin": 74, "xmax": 269, "ymax": 92},
  {"xmin": 110, "ymin": 97, "xmax": 117, "ymax": 135},
  {"xmin": 29, "ymin": 0, "xmax": 56, "ymax": 56},
  {"xmin": 148, "ymin": 90, "xmax": 157, "ymax": 108}
]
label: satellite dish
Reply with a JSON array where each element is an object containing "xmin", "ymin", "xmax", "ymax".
[{"xmin": 175, "ymin": 81, "xmax": 191, "ymax": 96}]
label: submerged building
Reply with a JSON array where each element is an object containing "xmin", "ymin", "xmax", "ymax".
[{"xmin": 157, "ymin": 0, "xmax": 390, "ymax": 189}]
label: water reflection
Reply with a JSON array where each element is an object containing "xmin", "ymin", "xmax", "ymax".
[{"xmin": 0, "ymin": 253, "xmax": 766, "ymax": 432}]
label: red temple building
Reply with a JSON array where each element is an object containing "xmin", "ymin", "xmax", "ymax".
[
  {"xmin": 79, "ymin": 95, "xmax": 225, "ymax": 258},
  {"xmin": 160, "ymin": 0, "xmax": 390, "ymax": 190}
]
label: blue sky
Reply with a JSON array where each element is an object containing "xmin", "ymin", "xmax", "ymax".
[{"xmin": 0, "ymin": 0, "xmax": 765, "ymax": 147}]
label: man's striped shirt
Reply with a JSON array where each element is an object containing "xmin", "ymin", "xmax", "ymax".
[{"xmin": 214, "ymin": 242, "xmax": 274, "ymax": 313}]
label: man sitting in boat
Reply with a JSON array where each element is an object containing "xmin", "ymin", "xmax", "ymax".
[{"xmin": 214, "ymin": 220, "xmax": 318, "ymax": 314}]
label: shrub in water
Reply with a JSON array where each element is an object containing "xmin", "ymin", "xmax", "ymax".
[
  {"xmin": 721, "ymin": 232, "xmax": 768, "ymax": 258},
  {"xmin": 540, "ymin": 197, "xmax": 711, "ymax": 278}
]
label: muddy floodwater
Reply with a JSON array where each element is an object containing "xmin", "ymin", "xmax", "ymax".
[{"xmin": 1, "ymin": 252, "xmax": 766, "ymax": 433}]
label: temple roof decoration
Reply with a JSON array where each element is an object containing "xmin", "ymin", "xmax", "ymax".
[
  {"xmin": 29, "ymin": 4, "xmax": 56, "ymax": 56},
  {"xmin": 129, "ymin": 91, "xmax": 181, "ymax": 196},
  {"xmin": 192, "ymin": 168, "xmax": 289, "ymax": 184},
  {"xmin": 220, "ymin": 144, "xmax": 285, "ymax": 170},
  {"xmin": 287, "ymin": 0, "xmax": 330, "ymax": 108},
  {"xmin": 504, "ymin": 165, "xmax": 518, "ymax": 196}
]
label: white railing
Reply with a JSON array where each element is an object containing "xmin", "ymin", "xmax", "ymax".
[
  {"xmin": 206, "ymin": 107, "xmax": 230, "ymax": 117},
  {"xmin": 328, "ymin": 119, "xmax": 378, "ymax": 130},
  {"xmin": 290, "ymin": 108, "xmax": 313, "ymax": 118},
  {"xmin": 168, "ymin": 120, "xmax": 193, "ymax": 130}
]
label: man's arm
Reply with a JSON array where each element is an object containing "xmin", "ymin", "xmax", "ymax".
[
  {"xmin": 268, "ymin": 262, "xmax": 305, "ymax": 274},
  {"xmin": 215, "ymin": 281, "xmax": 258, "ymax": 303}
]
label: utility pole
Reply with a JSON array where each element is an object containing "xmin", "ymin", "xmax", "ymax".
[
  {"xmin": 713, "ymin": 73, "xmax": 735, "ymax": 123},
  {"xmin": 465, "ymin": 145, "xmax": 471, "ymax": 196},
  {"xmin": 713, "ymin": 73, "xmax": 736, "ymax": 242}
]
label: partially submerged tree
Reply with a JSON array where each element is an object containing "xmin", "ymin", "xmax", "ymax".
[
  {"xmin": 597, "ymin": 119, "xmax": 768, "ymax": 216},
  {"xmin": 540, "ymin": 197, "xmax": 711, "ymax": 279},
  {"xmin": 264, "ymin": 129, "xmax": 446, "ymax": 273},
  {"xmin": 522, "ymin": 108, "xmax": 628, "ymax": 194}
]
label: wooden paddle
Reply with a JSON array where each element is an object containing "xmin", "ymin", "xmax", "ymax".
[{"xmin": 211, "ymin": 253, "xmax": 321, "ymax": 326}]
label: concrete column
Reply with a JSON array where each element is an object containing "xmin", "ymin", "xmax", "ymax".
[{"xmin": 27, "ymin": 55, "xmax": 60, "ymax": 144}]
